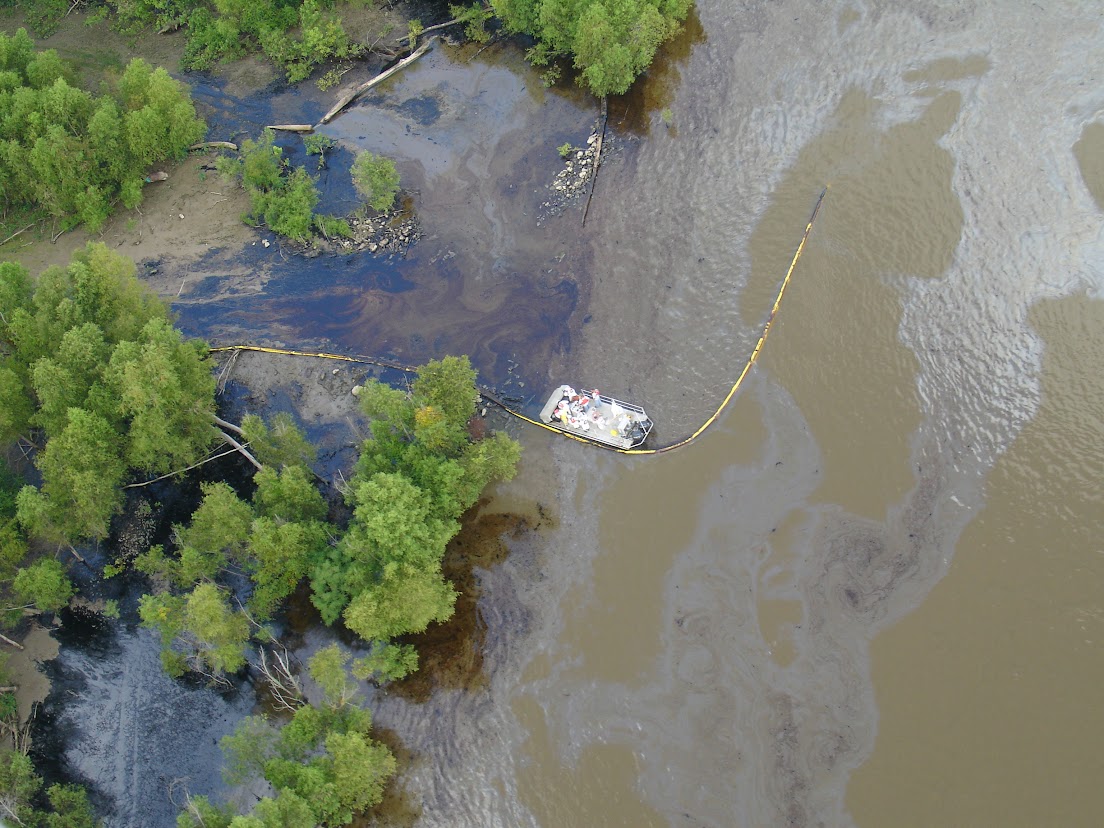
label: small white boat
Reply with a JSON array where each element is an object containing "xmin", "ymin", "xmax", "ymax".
[{"xmin": 539, "ymin": 385, "xmax": 653, "ymax": 449}]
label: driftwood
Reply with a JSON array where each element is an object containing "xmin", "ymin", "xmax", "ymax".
[
  {"xmin": 256, "ymin": 646, "xmax": 304, "ymax": 713},
  {"xmin": 212, "ymin": 414, "xmax": 245, "ymax": 436},
  {"xmin": 216, "ymin": 348, "xmax": 241, "ymax": 394},
  {"xmin": 405, "ymin": 16, "xmax": 464, "ymax": 46},
  {"xmin": 189, "ymin": 141, "xmax": 238, "ymax": 152},
  {"xmin": 216, "ymin": 429, "xmax": 262, "ymax": 471},
  {"xmin": 0, "ymin": 222, "xmax": 37, "ymax": 247},
  {"xmin": 0, "ymin": 633, "xmax": 23, "ymax": 651},
  {"xmin": 582, "ymin": 96, "xmax": 608, "ymax": 226},
  {"xmin": 319, "ymin": 37, "xmax": 436, "ymax": 125},
  {"xmin": 124, "ymin": 447, "xmax": 240, "ymax": 489},
  {"xmin": 268, "ymin": 124, "xmax": 314, "ymax": 133}
]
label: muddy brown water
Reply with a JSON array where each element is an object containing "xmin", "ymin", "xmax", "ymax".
[
  {"xmin": 365, "ymin": 3, "xmax": 1104, "ymax": 827},
  {"xmin": 6, "ymin": 2, "xmax": 1104, "ymax": 826}
]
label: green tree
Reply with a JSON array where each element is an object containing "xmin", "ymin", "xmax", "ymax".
[
  {"xmin": 20, "ymin": 407, "xmax": 126, "ymax": 542},
  {"xmin": 351, "ymin": 642, "xmax": 419, "ymax": 683},
  {"xmin": 325, "ymin": 729, "xmax": 395, "ymax": 820},
  {"xmin": 240, "ymin": 412, "xmax": 317, "ymax": 470},
  {"xmin": 219, "ymin": 714, "xmax": 278, "ymax": 785},
  {"xmin": 350, "ymin": 152, "xmax": 400, "ymax": 212},
  {"xmin": 242, "ymin": 789, "xmax": 315, "ymax": 828},
  {"xmin": 5, "ymin": 243, "xmax": 168, "ymax": 374},
  {"xmin": 0, "ymin": 366, "xmax": 33, "ymax": 443},
  {"xmin": 312, "ymin": 356, "xmax": 520, "ymax": 642},
  {"xmin": 490, "ymin": 0, "xmax": 693, "ymax": 96},
  {"xmin": 30, "ymin": 322, "xmax": 113, "ymax": 440},
  {"xmin": 0, "ymin": 34, "xmax": 205, "ymax": 230},
  {"xmin": 2, "ymin": 244, "xmax": 217, "ymax": 545},
  {"xmin": 105, "ymin": 318, "xmax": 216, "ymax": 474},
  {"xmin": 219, "ymin": 646, "xmax": 397, "ymax": 826},
  {"xmin": 184, "ymin": 583, "xmax": 250, "ymax": 674},
  {"xmin": 0, "ymin": 519, "xmax": 27, "ymax": 593},
  {"xmin": 12, "ymin": 557, "xmax": 72, "ymax": 612},
  {"xmin": 42, "ymin": 783, "xmax": 99, "ymax": 828},
  {"xmin": 177, "ymin": 482, "xmax": 254, "ymax": 565},
  {"xmin": 343, "ymin": 559, "xmax": 455, "ymax": 642},
  {"xmin": 308, "ymin": 644, "xmax": 356, "ymax": 708},
  {"xmin": 0, "ymin": 749, "xmax": 99, "ymax": 828},
  {"xmin": 221, "ymin": 131, "xmax": 321, "ymax": 243},
  {"xmin": 0, "ymin": 750, "xmax": 41, "ymax": 827},
  {"xmin": 139, "ymin": 583, "xmax": 250, "ymax": 678},
  {"xmin": 253, "ymin": 464, "xmax": 326, "ymax": 523},
  {"xmin": 246, "ymin": 516, "xmax": 327, "ymax": 619},
  {"xmin": 176, "ymin": 794, "xmax": 237, "ymax": 828}
]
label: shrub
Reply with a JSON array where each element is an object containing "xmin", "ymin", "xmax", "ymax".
[
  {"xmin": 219, "ymin": 131, "xmax": 321, "ymax": 243},
  {"xmin": 490, "ymin": 0, "xmax": 693, "ymax": 97},
  {"xmin": 350, "ymin": 152, "xmax": 400, "ymax": 213}
]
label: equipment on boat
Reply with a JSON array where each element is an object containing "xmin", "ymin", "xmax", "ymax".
[{"xmin": 539, "ymin": 385, "xmax": 653, "ymax": 449}]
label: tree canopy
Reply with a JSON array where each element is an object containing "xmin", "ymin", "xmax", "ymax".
[
  {"xmin": 0, "ymin": 31, "xmax": 206, "ymax": 230},
  {"xmin": 491, "ymin": 0, "xmax": 693, "ymax": 96},
  {"xmin": 0, "ymin": 243, "xmax": 217, "ymax": 543},
  {"xmin": 311, "ymin": 355, "xmax": 520, "ymax": 643},
  {"xmin": 198, "ymin": 646, "xmax": 396, "ymax": 827},
  {"xmin": 0, "ymin": 750, "xmax": 99, "ymax": 828}
]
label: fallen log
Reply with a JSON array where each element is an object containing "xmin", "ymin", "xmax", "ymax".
[
  {"xmin": 190, "ymin": 141, "xmax": 238, "ymax": 152},
  {"xmin": 268, "ymin": 124, "xmax": 314, "ymax": 133},
  {"xmin": 0, "ymin": 222, "xmax": 37, "ymax": 248},
  {"xmin": 319, "ymin": 37, "xmax": 436, "ymax": 125},
  {"xmin": 212, "ymin": 414, "xmax": 245, "ymax": 436},
  {"xmin": 0, "ymin": 633, "xmax": 23, "ymax": 651},
  {"xmin": 403, "ymin": 16, "xmax": 463, "ymax": 47},
  {"xmin": 216, "ymin": 428, "xmax": 262, "ymax": 471}
]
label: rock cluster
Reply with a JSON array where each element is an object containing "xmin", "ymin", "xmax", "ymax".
[
  {"xmin": 538, "ymin": 131, "xmax": 600, "ymax": 224},
  {"xmin": 326, "ymin": 210, "xmax": 421, "ymax": 257}
]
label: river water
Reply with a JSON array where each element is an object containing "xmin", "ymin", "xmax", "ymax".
[
  {"xmin": 17, "ymin": 1, "xmax": 1104, "ymax": 825},
  {"xmin": 362, "ymin": 2, "xmax": 1104, "ymax": 827}
]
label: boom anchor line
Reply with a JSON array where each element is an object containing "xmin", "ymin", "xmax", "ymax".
[{"xmin": 210, "ymin": 187, "xmax": 827, "ymax": 455}]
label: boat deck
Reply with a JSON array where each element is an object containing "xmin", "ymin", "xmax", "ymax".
[{"xmin": 538, "ymin": 385, "xmax": 652, "ymax": 449}]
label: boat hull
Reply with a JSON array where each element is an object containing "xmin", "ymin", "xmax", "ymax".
[{"xmin": 539, "ymin": 385, "xmax": 652, "ymax": 449}]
